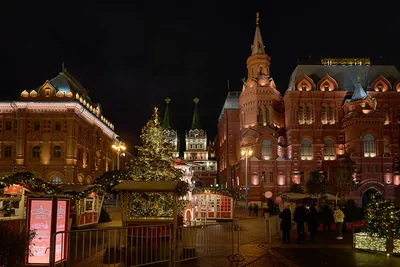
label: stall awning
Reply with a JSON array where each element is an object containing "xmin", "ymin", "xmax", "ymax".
[
  {"xmin": 112, "ymin": 181, "xmax": 178, "ymax": 192},
  {"xmin": 57, "ymin": 184, "xmax": 98, "ymax": 192}
]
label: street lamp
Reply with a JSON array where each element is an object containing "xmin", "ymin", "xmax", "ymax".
[
  {"xmin": 241, "ymin": 146, "xmax": 253, "ymax": 212},
  {"xmin": 112, "ymin": 141, "xmax": 126, "ymax": 170}
]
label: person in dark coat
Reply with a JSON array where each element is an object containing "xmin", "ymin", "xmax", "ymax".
[
  {"xmin": 293, "ymin": 201, "xmax": 307, "ymax": 243},
  {"xmin": 306, "ymin": 203, "xmax": 319, "ymax": 241},
  {"xmin": 248, "ymin": 203, "xmax": 253, "ymax": 216},
  {"xmin": 254, "ymin": 203, "xmax": 259, "ymax": 216},
  {"xmin": 320, "ymin": 205, "xmax": 334, "ymax": 237},
  {"xmin": 279, "ymin": 204, "xmax": 292, "ymax": 244}
]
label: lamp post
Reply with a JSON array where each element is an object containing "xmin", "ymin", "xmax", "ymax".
[
  {"xmin": 241, "ymin": 146, "xmax": 253, "ymax": 212},
  {"xmin": 112, "ymin": 141, "xmax": 126, "ymax": 170}
]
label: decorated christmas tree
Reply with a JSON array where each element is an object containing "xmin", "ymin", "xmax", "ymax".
[
  {"xmin": 363, "ymin": 193, "xmax": 400, "ymax": 238},
  {"xmin": 101, "ymin": 107, "xmax": 188, "ymax": 218}
]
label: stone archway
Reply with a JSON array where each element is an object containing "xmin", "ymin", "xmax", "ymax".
[{"xmin": 362, "ymin": 187, "xmax": 381, "ymax": 206}]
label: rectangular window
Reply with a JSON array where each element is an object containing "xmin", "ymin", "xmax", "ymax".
[
  {"xmin": 34, "ymin": 121, "xmax": 40, "ymax": 131},
  {"xmin": 365, "ymin": 166, "xmax": 369, "ymax": 173},
  {"xmin": 373, "ymin": 166, "xmax": 377, "ymax": 173},
  {"xmin": 6, "ymin": 121, "xmax": 12, "ymax": 131},
  {"xmin": 261, "ymin": 171, "xmax": 266, "ymax": 182},
  {"xmin": 55, "ymin": 122, "xmax": 61, "ymax": 131}
]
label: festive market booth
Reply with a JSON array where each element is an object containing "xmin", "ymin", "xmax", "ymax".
[
  {"xmin": 0, "ymin": 184, "xmax": 32, "ymax": 220},
  {"xmin": 56, "ymin": 184, "xmax": 104, "ymax": 228},
  {"xmin": 188, "ymin": 187, "xmax": 242, "ymax": 222}
]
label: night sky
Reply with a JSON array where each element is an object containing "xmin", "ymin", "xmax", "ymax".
[{"xmin": 1, "ymin": 1, "xmax": 399, "ymax": 152}]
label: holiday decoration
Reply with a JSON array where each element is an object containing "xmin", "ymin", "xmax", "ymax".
[{"xmin": 192, "ymin": 186, "xmax": 245, "ymax": 201}]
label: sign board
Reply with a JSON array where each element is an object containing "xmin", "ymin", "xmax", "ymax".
[
  {"xmin": 28, "ymin": 199, "xmax": 53, "ymax": 264},
  {"xmin": 55, "ymin": 200, "xmax": 68, "ymax": 262},
  {"xmin": 4, "ymin": 184, "xmax": 23, "ymax": 195},
  {"xmin": 264, "ymin": 191, "xmax": 273, "ymax": 199}
]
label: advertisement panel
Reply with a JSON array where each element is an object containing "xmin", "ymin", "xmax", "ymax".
[
  {"xmin": 55, "ymin": 200, "xmax": 68, "ymax": 262},
  {"xmin": 27, "ymin": 199, "xmax": 53, "ymax": 264}
]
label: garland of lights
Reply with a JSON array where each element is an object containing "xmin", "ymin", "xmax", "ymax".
[
  {"xmin": 192, "ymin": 186, "xmax": 245, "ymax": 201},
  {"xmin": 0, "ymin": 172, "xmax": 104, "ymax": 199}
]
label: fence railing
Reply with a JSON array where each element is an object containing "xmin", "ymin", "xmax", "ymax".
[{"xmin": 50, "ymin": 222, "xmax": 235, "ymax": 267}]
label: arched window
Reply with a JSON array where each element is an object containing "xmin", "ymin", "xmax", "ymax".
[
  {"xmin": 298, "ymin": 106, "xmax": 304, "ymax": 123},
  {"xmin": 305, "ymin": 106, "xmax": 311, "ymax": 122},
  {"xmin": 301, "ymin": 82, "xmax": 306, "ymax": 91},
  {"xmin": 53, "ymin": 146, "xmax": 61, "ymax": 158},
  {"xmin": 32, "ymin": 146, "xmax": 41, "ymax": 158},
  {"xmin": 323, "ymin": 82, "xmax": 329, "ymax": 91},
  {"xmin": 363, "ymin": 134, "xmax": 375, "ymax": 157},
  {"xmin": 51, "ymin": 177, "xmax": 63, "ymax": 184},
  {"xmin": 383, "ymin": 107, "xmax": 389, "ymax": 124},
  {"xmin": 321, "ymin": 106, "xmax": 327, "ymax": 124},
  {"xmin": 266, "ymin": 109, "xmax": 270, "ymax": 125},
  {"xmin": 324, "ymin": 139, "xmax": 335, "ymax": 160},
  {"xmin": 261, "ymin": 140, "xmax": 272, "ymax": 160},
  {"xmin": 384, "ymin": 140, "xmax": 389, "ymax": 153},
  {"xmin": 328, "ymin": 106, "xmax": 334, "ymax": 121},
  {"xmin": 257, "ymin": 108, "xmax": 263, "ymax": 126},
  {"xmin": 301, "ymin": 139, "xmax": 312, "ymax": 160},
  {"xmin": 4, "ymin": 146, "xmax": 11, "ymax": 158}
]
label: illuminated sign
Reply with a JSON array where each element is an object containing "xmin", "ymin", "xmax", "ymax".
[
  {"xmin": 28, "ymin": 200, "xmax": 53, "ymax": 264},
  {"xmin": 55, "ymin": 200, "xmax": 68, "ymax": 262},
  {"xmin": 4, "ymin": 184, "xmax": 23, "ymax": 195}
]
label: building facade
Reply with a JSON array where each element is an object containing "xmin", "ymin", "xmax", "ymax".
[
  {"xmin": 0, "ymin": 67, "xmax": 120, "ymax": 184},
  {"xmin": 217, "ymin": 16, "xmax": 400, "ymax": 205},
  {"xmin": 162, "ymin": 98, "xmax": 179, "ymax": 158},
  {"xmin": 183, "ymin": 98, "xmax": 217, "ymax": 186}
]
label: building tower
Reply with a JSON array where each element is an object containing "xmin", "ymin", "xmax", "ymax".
[
  {"xmin": 184, "ymin": 98, "xmax": 217, "ymax": 186},
  {"xmin": 162, "ymin": 97, "xmax": 179, "ymax": 158}
]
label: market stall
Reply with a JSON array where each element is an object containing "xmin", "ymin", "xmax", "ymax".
[
  {"xmin": 191, "ymin": 192, "xmax": 234, "ymax": 221},
  {"xmin": 0, "ymin": 184, "xmax": 32, "ymax": 220},
  {"xmin": 57, "ymin": 184, "xmax": 104, "ymax": 228}
]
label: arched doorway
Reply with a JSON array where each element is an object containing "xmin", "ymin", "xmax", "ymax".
[{"xmin": 362, "ymin": 188, "xmax": 380, "ymax": 206}]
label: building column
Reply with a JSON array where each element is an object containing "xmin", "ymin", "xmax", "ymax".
[
  {"xmin": 16, "ymin": 115, "xmax": 26, "ymax": 169},
  {"xmin": 65, "ymin": 116, "xmax": 76, "ymax": 183}
]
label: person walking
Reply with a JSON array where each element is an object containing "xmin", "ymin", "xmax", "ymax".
[
  {"xmin": 248, "ymin": 203, "xmax": 253, "ymax": 216},
  {"xmin": 279, "ymin": 203, "xmax": 292, "ymax": 244},
  {"xmin": 254, "ymin": 203, "xmax": 259, "ymax": 216},
  {"xmin": 307, "ymin": 203, "xmax": 319, "ymax": 241},
  {"xmin": 320, "ymin": 205, "xmax": 333, "ymax": 237},
  {"xmin": 294, "ymin": 201, "xmax": 307, "ymax": 243},
  {"xmin": 334, "ymin": 205, "xmax": 345, "ymax": 240}
]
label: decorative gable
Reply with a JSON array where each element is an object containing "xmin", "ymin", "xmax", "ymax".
[
  {"xmin": 371, "ymin": 75, "xmax": 391, "ymax": 92},
  {"xmin": 295, "ymin": 74, "xmax": 316, "ymax": 91},
  {"xmin": 317, "ymin": 74, "xmax": 338, "ymax": 91},
  {"xmin": 38, "ymin": 81, "xmax": 57, "ymax": 97}
]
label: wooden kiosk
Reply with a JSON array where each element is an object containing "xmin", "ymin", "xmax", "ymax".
[{"xmin": 57, "ymin": 184, "xmax": 104, "ymax": 228}]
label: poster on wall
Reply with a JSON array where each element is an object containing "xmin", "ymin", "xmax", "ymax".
[
  {"xmin": 28, "ymin": 199, "xmax": 53, "ymax": 264},
  {"xmin": 55, "ymin": 200, "xmax": 68, "ymax": 262}
]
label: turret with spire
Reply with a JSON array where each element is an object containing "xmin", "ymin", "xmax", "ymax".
[
  {"xmin": 191, "ymin": 97, "xmax": 201, "ymax": 130},
  {"xmin": 162, "ymin": 97, "xmax": 179, "ymax": 157},
  {"xmin": 246, "ymin": 12, "xmax": 271, "ymax": 79}
]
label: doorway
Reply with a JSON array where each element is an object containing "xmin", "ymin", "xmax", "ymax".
[{"xmin": 362, "ymin": 188, "xmax": 380, "ymax": 206}]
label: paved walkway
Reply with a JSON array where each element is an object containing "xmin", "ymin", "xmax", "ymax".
[{"xmin": 96, "ymin": 206, "xmax": 400, "ymax": 267}]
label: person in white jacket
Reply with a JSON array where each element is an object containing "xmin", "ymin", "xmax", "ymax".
[{"xmin": 333, "ymin": 205, "xmax": 345, "ymax": 239}]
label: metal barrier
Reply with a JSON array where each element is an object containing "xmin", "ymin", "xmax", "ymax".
[{"xmin": 50, "ymin": 222, "xmax": 235, "ymax": 266}]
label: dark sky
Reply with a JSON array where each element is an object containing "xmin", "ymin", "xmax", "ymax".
[{"xmin": 1, "ymin": 1, "xmax": 399, "ymax": 152}]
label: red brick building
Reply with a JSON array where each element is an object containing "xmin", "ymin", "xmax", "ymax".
[{"xmin": 217, "ymin": 18, "xmax": 400, "ymax": 206}]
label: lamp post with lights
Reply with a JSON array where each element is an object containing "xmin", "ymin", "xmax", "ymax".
[
  {"xmin": 112, "ymin": 141, "xmax": 126, "ymax": 170},
  {"xmin": 241, "ymin": 146, "xmax": 253, "ymax": 212}
]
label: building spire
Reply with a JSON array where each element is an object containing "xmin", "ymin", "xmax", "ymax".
[
  {"xmin": 251, "ymin": 12, "xmax": 266, "ymax": 56},
  {"xmin": 162, "ymin": 97, "xmax": 171, "ymax": 129},
  {"xmin": 191, "ymin": 97, "xmax": 201, "ymax": 130},
  {"xmin": 351, "ymin": 76, "xmax": 367, "ymax": 101}
]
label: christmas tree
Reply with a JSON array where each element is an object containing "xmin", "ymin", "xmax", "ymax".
[
  {"xmin": 120, "ymin": 107, "xmax": 188, "ymax": 218},
  {"xmin": 364, "ymin": 193, "xmax": 400, "ymax": 238}
]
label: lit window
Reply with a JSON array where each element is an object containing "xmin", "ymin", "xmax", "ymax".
[
  {"xmin": 363, "ymin": 134, "xmax": 375, "ymax": 157},
  {"xmin": 53, "ymin": 146, "xmax": 61, "ymax": 157},
  {"xmin": 298, "ymin": 106, "xmax": 304, "ymax": 124},
  {"xmin": 51, "ymin": 177, "xmax": 63, "ymax": 184},
  {"xmin": 384, "ymin": 140, "xmax": 389, "ymax": 153},
  {"xmin": 301, "ymin": 139, "xmax": 312, "ymax": 160},
  {"xmin": 262, "ymin": 140, "xmax": 272, "ymax": 160},
  {"xmin": 301, "ymin": 82, "xmax": 306, "ymax": 91},
  {"xmin": 377, "ymin": 83, "xmax": 383, "ymax": 91},
  {"xmin": 324, "ymin": 139, "xmax": 335, "ymax": 160},
  {"xmin": 323, "ymin": 83, "xmax": 329, "ymax": 91},
  {"xmin": 321, "ymin": 106, "xmax": 327, "ymax": 124},
  {"xmin": 328, "ymin": 106, "xmax": 334, "ymax": 123},
  {"xmin": 32, "ymin": 146, "xmax": 41, "ymax": 158},
  {"xmin": 257, "ymin": 108, "xmax": 263, "ymax": 126},
  {"xmin": 305, "ymin": 106, "xmax": 312, "ymax": 123},
  {"xmin": 4, "ymin": 146, "xmax": 11, "ymax": 158}
]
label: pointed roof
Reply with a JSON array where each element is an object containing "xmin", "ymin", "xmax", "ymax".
[
  {"xmin": 350, "ymin": 76, "xmax": 367, "ymax": 101},
  {"xmin": 191, "ymin": 97, "xmax": 201, "ymax": 130},
  {"xmin": 162, "ymin": 97, "xmax": 171, "ymax": 129},
  {"xmin": 251, "ymin": 12, "xmax": 266, "ymax": 56}
]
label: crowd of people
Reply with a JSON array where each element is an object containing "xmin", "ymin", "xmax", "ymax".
[{"xmin": 279, "ymin": 201, "xmax": 346, "ymax": 244}]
